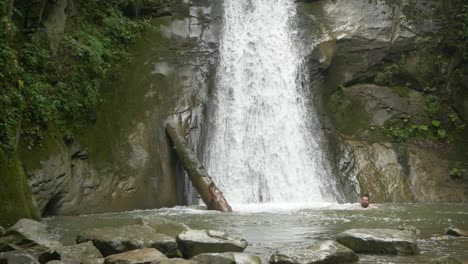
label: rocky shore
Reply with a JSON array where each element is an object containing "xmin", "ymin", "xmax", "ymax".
[{"xmin": 1, "ymin": 217, "xmax": 466, "ymax": 264}]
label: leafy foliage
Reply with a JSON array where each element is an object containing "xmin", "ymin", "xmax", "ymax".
[{"xmin": 0, "ymin": 0, "xmax": 146, "ymax": 150}]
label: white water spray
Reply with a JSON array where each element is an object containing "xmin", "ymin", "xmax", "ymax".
[{"xmin": 204, "ymin": 0, "xmax": 336, "ymax": 204}]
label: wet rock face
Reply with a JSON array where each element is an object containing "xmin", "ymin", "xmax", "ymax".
[
  {"xmin": 22, "ymin": 0, "xmax": 222, "ymax": 215},
  {"xmin": 299, "ymin": 0, "xmax": 467, "ymax": 203},
  {"xmin": 336, "ymin": 229, "xmax": 418, "ymax": 255},
  {"xmin": 328, "ymin": 84, "xmax": 426, "ymax": 136},
  {"xmin": 177, "ymin": 230, "xmax": 248, "ymax": 258},
  {"xmin": 304, "ymin": 0, "xmax": 436, "ymax": 88},
  {"xmin": 269, "ymin": 240, "xmax": 358, "ymax": 264},
  {"xmin": 335, "ymin": 140, "xmax": 467, "ymax": 202}
]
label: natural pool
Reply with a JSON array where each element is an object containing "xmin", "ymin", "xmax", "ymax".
[{"xmin": 45, "ymin": 203, "xmax": 468, "ymax": 263}]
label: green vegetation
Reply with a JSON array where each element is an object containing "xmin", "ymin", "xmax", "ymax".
[
  {"xmin": 0, "ymin": 0, "xmax": 148, "ymax": 151},
  {"xmin": 0, "ymin": 149, "xmax": 40, "ymax": 227},
  {"xmin": 449, "ymin": 167, "xmax": 465, "ymax": 179},
  {"xmin": 374, "ymin": 2, "xmax": 468, "ymax": 144},
  {"xmin": 381, "ymin": 81, "xmax": 465, "ymax": 143}
]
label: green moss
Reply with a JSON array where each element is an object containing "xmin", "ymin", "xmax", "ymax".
[
  {"xmin": 77, "ymin": 16, "xmax": 174, "ymax": 166},
  {"xmin": 326, "ymin": 90, "xmax": 372, "ymax": 136},
  {"xmin": 18, "ymin": 124, "xmax": 63, "ymax": 172},
  {"xmin": 391, "ymin": 86, "xmax": 410, "ymax": 98},
  {"xmin": 0, "ymin": 149, "xmax": 40, "ymax": 228}
]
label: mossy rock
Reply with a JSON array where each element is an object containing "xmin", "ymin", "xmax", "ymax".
[{"xmin": 0, "ymin": 150, "xmax": 40, "ymax": 228}]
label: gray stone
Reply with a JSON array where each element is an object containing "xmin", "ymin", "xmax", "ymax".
[
  {"xmin": 104, "ymin": 248, "xmax": 167, "ymax": 264},
  {"xmin": 269, "ymin": 240, "xmax": 358, "ymax": 264},
  {"xmin": 0, "ymin": 251, "xmax": 40, "ymax": 264},
  {"xmin": 0, "ymin": 226, "xmax": 5, "ymax": 236},
  {"xmin": 46, "ymin": 261, "xmax": 65, "ymax": 264},
  {"xmin": 444, "ymin": 227, "xmax": 468, "ymax": 237},
  {"xmin": 336, "ymin": 229, "xmax": 418, "ymax": 255},
  {"xmin": 0, "ymin": 219, "xmax": 62, "ymax": 252},
  {"xmin": 335, "ymin": 140, "xmax": 467, "ymax": 203},
  {"xmin": 76, "ymin": 225, "xmax": 179, "ymax": 257},
  {"xmin": 193, "ymin": 252, "xmax": 262, "ymax": 264},
  {"xmin": 152, "ymin": 258, "xmax": 199, "ymax": 264},
  {"xmin": 430, "ymin": 256, "xmax": 463, "ymax": 264},
  {"xmin": 81, "ymin": 258, "xmax": 105, "ymax": 264},
  {"xmin": 57, "ymin": 241, "xmax": 103, "ymax": 263},
  {"xmin": 177, "ymin": 230, "xmax": 248, "ymax": 258},
  {"xmin": 138, "ymin": 217, "xmax": 189, "ymax": 238},
  {"xmin": 398, "ymin": 225, "xmax": 421, "ymax": 235}
]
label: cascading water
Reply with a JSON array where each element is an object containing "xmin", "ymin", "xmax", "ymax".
[{"xmin": 204, "ymin": 0, "xmax": 337, "ymax": 205}]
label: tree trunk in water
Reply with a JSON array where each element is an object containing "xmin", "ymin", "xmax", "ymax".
[{"xmin": 166, "ymin": 124, "xmax": 232, "ymax": 212}]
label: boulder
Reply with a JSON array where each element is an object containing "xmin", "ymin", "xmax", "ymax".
[
  {"xmin": 154, "ymin": 259, "xmax": 199, "ymax": 264},
  {"xmin": 57, "ymin": 241, "xmax": 103, "ymax": 263},
  {"xmin": 46, "ymin": 261, "xmax": 65, "ymax": 264},
  {"xmin": 398, "ymin": 225, "xmax": 421, "ymax": 235},
  {"xmin": 0, "ymin": 251, "xmax": 39, "ymax": 264},
  {"xmin": 193, "ymin": 252, "xmax": 262, "ymax": 264},
  {"xmin": 444, "ymin": 227, "xmax": 468, "ymax": 237},
  {"xmin": 104, "ymin": 248, "xmax": 167, "ymax": 264},
  {"xmin": 76, "ymin": 225, "xmax": 179, "ymax": 257},
  {"xmin": 269, "ymin": 240, "xmax": 358, "ymax": 264},
  {"xmin": 177, "ymin": 230, "xmax": 248, "ymax": 258},
  {"xmin": 336, "ymin": 229, "xmax": 418, "ymax": 255},
  {"xmin": 430, "ymin": 256, "xmax": 463, "ymax": 264},
  {"xmin": 0, "ymin": 226, "xmax": 5, "ymax": 236},
  {"xmin": 81, "ymin": 258, "xmax": 105, "ymax": 264},
  {"xmin": 0, "ymin": 219, "xmax": 61, "ymax": 252},
  {"xmin": 138, "ymin": 217, "xmax": 189, "ymax": 238}
]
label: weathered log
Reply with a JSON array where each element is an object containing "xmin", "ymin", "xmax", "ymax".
[{"xmin": 166, "ymin": 124, "xmax": 232, "ymax": 212}]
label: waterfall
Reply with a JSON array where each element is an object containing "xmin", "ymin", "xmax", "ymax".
[{"xmin": 204, "ymin": 0, "xmax": 337, "ymax": 204}]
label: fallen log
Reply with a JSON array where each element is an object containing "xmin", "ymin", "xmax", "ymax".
[{"xmin": 166, "ymin": 124, "xmax": 232, "ymax": 212}]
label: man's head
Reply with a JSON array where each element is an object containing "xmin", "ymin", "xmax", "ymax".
[{"xmin": 361, "ymin": 194, "xmax": 370, "ymax": 208}]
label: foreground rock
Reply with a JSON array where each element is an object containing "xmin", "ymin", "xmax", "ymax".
[
  {"xmin": 104, "ymin": 248, "xmax": 167, "ymax": 264},
  {"xmin": 430, "ymin": 256, "xmax": 463, "ymax": 264},
  {"xmin": 0, "ymin": 219, "xmax": 62, "ymax": 262},
  {"xmin": 155, "ymin": 259, "xmax": 198, "ymax": 264},
  {"xmin": 269, "ymin": 240, "xmax": 358, "ymax": 264},
  {"xmin": 0, "ymin": 219, "xmax": 61, "ymax": 252},
  {"xmin": 81, "ymin": 258, "xmax": 105, "ymax": 264},
  {"xmin": 177, "ymin": 230, "xmax": 248, "ymax": 258},
  {"xmin": 0, "ymin": 251, "xmax": 39, "ymax": 264},
  {"xmin": 336, "ymin": 229, "xmax": 418, "ymax": 255},
  {"xmin": 193, "ymin": 252, "xmax": 262, "ymax": 264},
  {"xmin": 57, "ymin": 241, "xmax": 103, "ymax": 263},
  {"xmin": 398, "ymin": 225, "xmax": 421, "ymax": 235},
  {"xmin": 444, "ymin": 227, "xmax": 468, "ymax": 237},
  {"xmin": 138, "ymin": 217, "xmax": 189, "ymax": 238},
  {"xmin": 76, "ymin": 225, "xmax": 179, "ymax": 257}
]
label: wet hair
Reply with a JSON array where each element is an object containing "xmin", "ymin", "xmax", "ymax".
[{"xmin": 362, "ymin": 193, "xmax": 369, "ymax": 199}]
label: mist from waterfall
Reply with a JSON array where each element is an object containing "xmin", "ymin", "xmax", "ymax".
[{"xmin": 203, "ymin": 0, "xmax": 338, "ymax": 205}]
